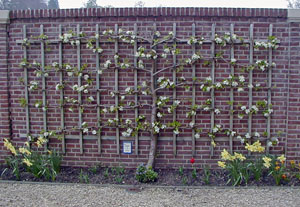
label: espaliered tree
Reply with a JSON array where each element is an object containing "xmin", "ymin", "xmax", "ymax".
[{"xmin": 17, "ymin": 25, "xmax": 279, "ymax": 169}]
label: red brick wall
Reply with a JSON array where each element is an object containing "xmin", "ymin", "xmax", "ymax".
[{"xmin": 0, "ymin": 7, "xmax": 297, "ymax": 169}]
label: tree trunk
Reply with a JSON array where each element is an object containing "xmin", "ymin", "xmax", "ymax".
[{"xmin": 146, "ymin": 59, "xmax": 157, "ymax": 169}]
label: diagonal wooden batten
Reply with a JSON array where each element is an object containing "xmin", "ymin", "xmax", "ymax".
[
  {"xmin": 267, "ymin": 24, "xmax": 273, "ymax": 154},
  {"xmin": 191, "ymin": 23, "xmax": 196, "ymax": 156},
  {"xmin": 95, "ymin": 24, "xmax": 102, "ymax": 154},
  {"xmin": 77, "ymin": 24, "xmax": 83, "ymax": 154},
  {"xmin": 229, "ymin": 24, "xmax": 235, "ymax": 154},
  {"xmin": 114, "ymin": 24, "xmax": 120, "ymax": 155},
  {"xmin": 210, "ymin": 24, "xmax": 216, "ymax": 156},
  {"xmin": 59, "ymin": 25, "xmax": 65, "ymax": 154},
  {"xmin": 248, "ymin": 24, "xmax": 254, "ymax": 155},
  {"xmin": 134, "ymin": 23, "xmax": 139, "ymax": 155},
  {"xmin": 172, "ymin": 23, "xmax": 177, "ymax": 156},
  {"xmin": 23, "ymin": 25, "xmax": 30, "ymax": 144},
  {"xmin": 40, "ymin": 25, "xmax": 48, "ymax": 151}
]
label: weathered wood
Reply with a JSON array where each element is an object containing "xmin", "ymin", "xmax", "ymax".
[
  {"xmin": 23, "ymin": 25, "xmax": 30, "ymax": 144},
  {"xmin": 58, "ymin": 25, "xmax": 65, "ymax": 154},
  {"xmin": 210, "ymin": 24, "xmax": 216, "ymax": 156},
  {"xmin": 114, "ymin": 24, "xmax": 120, "ymax": 155},
  {"xmin": 40, "ymin": 25, "xmax": 48, "ymax": 151},
  {"xmin": 77, "ymin": 24, "xmax": 83, "ymax": 154},
  {"xmin": 229, "ymin": 24, "xmax": 235, "ymax": 154},
  {"xmin": 191, "ymin": 23, "xmax": 196, "ymax": 156},
  {"xmin": 248, "ymin": 24, "xmax": 254, "ymax": 155},
  {"xmin": 172, "ymin": 23, "xmax": 177, "ymax": 156},
  {"xmin": 267, "ymin": 24, "xmax": 273, "ymax": 153},
  {"xmin": 134, "ymin": 23, "xmax": 139, "ymax": 155},
  {"xmin": 96, "ymin": 24, "xmax": 102, "ymax": 154}
]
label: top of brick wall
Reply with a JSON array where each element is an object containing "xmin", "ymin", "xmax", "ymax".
[{"xmin": 9, "ymin": 7, "xmax": 287, "ymax": 19}]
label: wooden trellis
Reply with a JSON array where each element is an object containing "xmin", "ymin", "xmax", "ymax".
[
  {"xmin": 23, "ymin": 25, "xmax": 30, "ymax": 143},
  {"xmin": 58, "ymin": 25, "xmax": 65, "ymax": 153},
  {"xmin": 95, "ymin": 24, "xmax": 102, "ymax": 154},
  {"xmin": 229, "ymin": 24, "xmax": 235, "ymax": 154},
  {"xmin": 210, "ymin": 24, "xmax": 216, "ymax": 156},
  {"xmin": 18, "ymin": 23, "xmax": 275, "ymax": 157}
]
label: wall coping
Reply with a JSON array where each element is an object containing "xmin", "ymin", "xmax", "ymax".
[
  {"xmin": 7, "ymin": 7, "xmax": 287, "ymax": 19},
  {"xmin": 288, "ymin": 9, "xmax": 300, "ymax": 22},
  {"xmin": 0, "ymin": 10, "xmax": 9, "ymax": 24}
]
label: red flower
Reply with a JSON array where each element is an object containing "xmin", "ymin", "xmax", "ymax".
[{"xmin": 190, "ymin": 157, "xmax": 195, "ymax": 164}]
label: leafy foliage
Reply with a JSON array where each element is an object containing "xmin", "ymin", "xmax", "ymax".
[{"xmin": 135, "ymin": 164, "xmax": 158, "ymax": 183}]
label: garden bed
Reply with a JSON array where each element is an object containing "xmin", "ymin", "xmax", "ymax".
[{"xmin": 1, "ymin": 165, "xmax": 299, "ymax": 186}]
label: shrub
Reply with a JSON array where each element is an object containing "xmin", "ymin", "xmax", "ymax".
[{"xmin": 135, "ymin": 164, "xmax": 158, "ymax": 183}]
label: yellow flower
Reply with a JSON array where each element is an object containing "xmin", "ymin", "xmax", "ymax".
[
  {"xmin": 36, "ymin": 137, "xmax": 47, "ymax": 147},
  {"xmin": 22, "ymin": 158, "xmax": 33, "ymax": 167},
  {"xmin": 263, "ymin": 156, "xmax": 272, "ymax": 169},
  {"xmin": 47, "ymin": 150, "xmax": 52, "ymax": 155},
  {"xmin": 3, "ymin": 138, "xmax": 17, "ymax": 156},
  {"xmin": 275, "ymin": 166, "xmax": 280, "ymax": 171},
  {"xmin": 221, "ymin": 149, "xmax": 233, "ymax": 161},
  {"xmin": 19, "ymin": 147, "xmax": 31, "ymax": 156},
  {"xmin": 234, "ymin": 152, "xmax": 246, "ymax": 161},
  {"xmin": 245, "ymin": 140, "xmax": 265, "ymax": 153},
  {"xmin": 218, "ymin": 161, "xmax": 226, "ymax": 169},
  {"xmin": 277, "ymin": 155, "xmax": 286, "ymax": 163},
  {"xmin": 211, "ymin": 141, "xmax": 216, "ymax": 148}
]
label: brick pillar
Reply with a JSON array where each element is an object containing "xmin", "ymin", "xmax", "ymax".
[
  {"xmin": 286, "ymin": 10, "xmax": 300, "ymax": 162},
  {"xmin": 0, "ymin": 10, "xmax": 10, "ymax": 163}
]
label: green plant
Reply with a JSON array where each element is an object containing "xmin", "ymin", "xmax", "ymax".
[
  {"xmin": 182, "ymin": 176, "xmax": 188, "ymax": 185},
  {"xmin": 178, "ymin": 166, "xmax": 184, "ymax": 176},
  {"xmin": 203, "ymin": 166, "xmax": 211, "ymax": 185},
  {"xmin": 115, "ymin": 176, "xmax": 123, "ymax": 184},
  {"xmin": 104, "ymin": 168, "xmax": 109, "ymax": 178},
  {"xmin": 268, "ymin": 155, "xmax": 288, "ymax": 185},
  {"xmin": 218, "ymin": 149, "xmax": 248, "ymax": 186},
  {"xmin": 4, "ymin": 156, "xmax": 22, "ymax": 180},
  {"xmin": 112, "ymin": 166, "xmax": 125, "ymax": 175},
  {"xmin": 249, "ymin": 157, "xmax": 264, "ymax": 181},
  {"xmin": 135, "ymin": 164, "xmax": 158, "ymax": 183},
  {"xmin": 89, "ymin": 164, "xmax": 100, "ymax": 174},
  {"xmin": 79, "ymin": 169, "xmax": 89, "ymax": 184},
  {"xmin": 192, "ymin": 168, "xmax": 197, "ymax": 179}
]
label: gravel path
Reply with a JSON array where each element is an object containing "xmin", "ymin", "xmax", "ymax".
[{"xmin": 0, "ymin": 182, "xmax": 300, "ymax": 207}]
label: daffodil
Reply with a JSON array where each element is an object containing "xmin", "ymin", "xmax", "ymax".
[
  {"xmin": 277, "ymin": 155, "xmax": 286, "ymax": 163},
  {"xmin": 221, "ymin": 149, "xmax": 234, "ymax": 161},
  {"xmin": 234, "ymin": 152, "xmax": 246, "ymax": 161},
  {"xmin": 19, "ymin": 147, "xmax": 31, "ymax": 155},
  {"xmin": 23, "ymin": 158, "xmax": 33, "ymax": 167},
  {"xmin": 218, "ymin": 161, "xmax": 226, "ymax": 169},
  {"xmin": 263, "ymin": 156, "xmax": 272, "ymax": 168},
  {"xmin": 4, "ymin": 138, "xmax": 17, "ymax": 156}
]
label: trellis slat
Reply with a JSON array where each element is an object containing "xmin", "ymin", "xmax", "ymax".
[
  {"xmin": 134, "ymin": 23, "xmax": 139, "ymax": 155},
  {"xmin": 229, "ymin": 24, "xmax": 235, "ymax": 154},
  {"xmin": 191, "ymin": 23, "xmax": 196, "ymax": 156},
  {"xmin": 210, "ymin": 24, "xmax": 216, "ymax": 156},
  {"xmin": 96, "ymin": 24, "xmax": 102, "ymax": 154},
  {"xmin": 58, "ymin": 25, "xmax": 65, "ymax": 153},
  {"xmin": 40, "ymin": 25, "xmax": 48, "ymax": 150},
  {"xmin": 267, "ymin": 24, "xmax": 273, "ymax": 153},
  {"xmin": 114, "ymin": 24, "xmax": 120, "ymax": 154},
  {"xmin": 77, "ymin": 24, "xmax": 83, "ymax": 154},
  {"xmin": 23, "ymin": 25, "xmax": 30, "ymax": 143},
  {"xmin": 172, "ymin": 23, "xmax": 177, "ymax": 156},
  {"xmin": 248, "ymin": 24, "xmax": 254, "ymax": 155}
]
